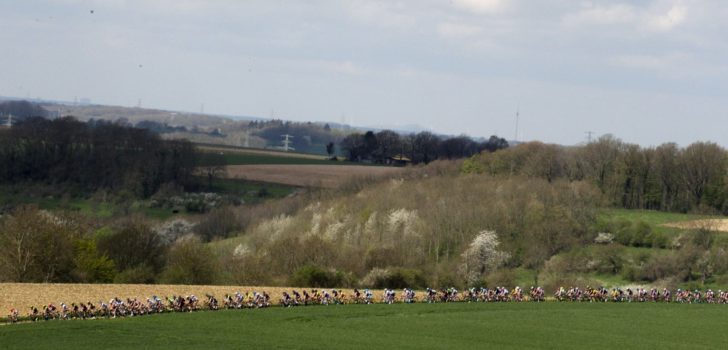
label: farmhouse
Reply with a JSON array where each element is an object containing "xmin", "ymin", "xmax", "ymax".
[{"xmin": 387, "ymin": 155, "xmax": 411, "ymax": 166}]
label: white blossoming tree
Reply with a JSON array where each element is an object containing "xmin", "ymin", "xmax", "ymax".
[{"xmin": 459, "ymin": 230, "xmax": 510, "ymax": 286}]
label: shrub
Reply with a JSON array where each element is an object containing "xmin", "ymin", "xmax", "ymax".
[
  {"xmin": 290, "ymin": 265, "xmax": 343, "ymax": 288},
  {"xmin": 594, "ymin": 232, "xmax": 615, "ymax": 244},
  {"xmin": 72, "ymin": 239, "xmax": 116, "ymax": 283},
  {"xmin": 591, "ymin": 244, "xmax": 624, "ymax": 274},
  {"xmin": 195, "ymin": 207, "xmax": 241, "ymax": 241},
  {"xmin": 160, "ymin": 235, "xmax": 219, "ymax": 285},
  {"xmin": 613, "ymin": 220, "xmax": 634, "ymax": 246},
  {"xmin": 359, "ymin": 268, "xmax": 427, "ymax": 289},
  {"xmin": 485, "ymin": 268, "xmax": 517, "ymax": 288},
  {"xmin": 114, "ymin": 264, "xmax": 156, "ymax": 284}
]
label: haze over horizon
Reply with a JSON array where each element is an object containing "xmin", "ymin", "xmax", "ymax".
[{"xmin": 2, "ymin": 0, "xmax": 727, "ymax": 147}]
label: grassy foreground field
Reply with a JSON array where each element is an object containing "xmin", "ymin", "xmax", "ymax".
[{"xmin": 2, "ymin": 302, "xmax": 726, "ymax": 349}]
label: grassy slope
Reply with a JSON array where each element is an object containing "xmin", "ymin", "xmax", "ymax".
[
  {"xmin": 197, "ymin": 145, "xmax": 340, "ymax": 166},
  {"xmin": 599, "ymin": 208, "xmax": 715, "ymax": 236},
  {"xmin": 205, "ymin": 151, "xmax": 336, "ymax": 166},
  {"xmin": 197, "ymin": 144, "xmax": 384, "ymax": 166},
  {"xmin": 0, "ymin": 177, "xmax": 297, "ymax": 220},
  {"xmin": 2, "ymin": 303, "xmax": 726, "ymax": 349}
]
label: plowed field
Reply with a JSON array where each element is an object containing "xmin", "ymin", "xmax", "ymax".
[{"xmin": 0, "ymin": 283, "xmax": 370, "ymax": 312}]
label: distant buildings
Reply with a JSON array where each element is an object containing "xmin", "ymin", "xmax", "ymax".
[{"xmin": 0, "ymin": 114, "xmax": 12, "ymax": 129}]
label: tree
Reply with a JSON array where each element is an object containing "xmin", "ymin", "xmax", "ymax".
[
  {"xmin": 97, "ymin": 220, "xmax": 166, "ymax": 273},
  {"xmin": 340, "ymin": 133, "xmax": 365, "ymax": 161},
  {"xmin": 439, "ymin": 135, "xmax": 477, "ymax": 160},
  {"xmin": 482, "ymin": 135, "xmax": 509, "ymax": 152},
  {"xmin": 374, "ymin": 130, "xmax": 402, "ymax": 162},
  {"xmin": 72, "ymin": 239, "xmax": 116, "ymax": 283},
  {"xmin": 198, "ymin": 152, "xmax": 228, "ymax": 190},
  {"xmin": 412, "ymin": 131, "xmax": 440, "ymax": 164},
  {"xmin": 325, "ymin": 142, "xmax": 335, "ymax": 158},
  {"xmin": 363, "ymin": 131, "xmax": 378, "ymax": 160},
  {"xmin": 651, "ymin": 143, "xmax": 680, "ymax": 211},
  {"xmin": 0, "ymin": 207, "xmax": 44, "ymax": 281},
  {"xmin": 679, "ymin": 142, "xmax": 727, "ymax": 209},
  {"xmin": 577, "ymin": 134, "xmax": 623, "ymax": 193},
  {"xmin": 0, "ymin": 207, "xmax": 78, "ymax": 282},
  {"xmin": 459, "ymin": 230, "xmax": 510, "ymax": 286}
]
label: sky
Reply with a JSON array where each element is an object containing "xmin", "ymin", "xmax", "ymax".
[{"xmin": 1, "ymin": 0, "xmax": 727, "ymax": 146}]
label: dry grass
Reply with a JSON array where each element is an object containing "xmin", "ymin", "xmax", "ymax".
[
  {"xmin": 224, "ymin": 164, "xmax": 404, "ymax": 188},
  {"xmin": 662, "ymin": 219, "xmax": 728, "ymax": 232},
  {"xmin": 0, "ymin": 283, "xmax": 388, "ymax": 312}
]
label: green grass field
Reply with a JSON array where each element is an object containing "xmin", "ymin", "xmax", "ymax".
[
  {"xmin": 599, "ymin": 208, "xmax": 715, "ymax": 236},
  {"xmin": 2, "ymin": 302, "xmax": 726, "ymax": 349},
  {"xmin": 201, "ymin": 151, "xmax": 337, "ymax": 166},
  {"xmin": 208, "ymin": 177, "xmax": 299, "ymax": 204}
]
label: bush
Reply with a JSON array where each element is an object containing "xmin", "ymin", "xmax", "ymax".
[
  {"xmin": 160, "ymin": 235, "xmax": 219, "ymax": 285},
  {"xmin": 485, "ymin": 268, "xmax": 517, "ymax": 288},
  {"xmin": 594, "ymin": 232, "xmax": 615, "ymax": 244},
  {"xmin": 114, "ymin": 264, "xmax": 156, "ymax": 284},
  {"xmin": 72, "ymin": 239, "xmax": 116, "ymax": 283},
  {"xmin": 195, "ymin": 207, "xmax": 241, "ymax": 241},
  {"xmin": 359, "ymin": 268, "xmax": 427, "ymax": 289},
  {"xmin": 591, "ymin": 244, "xmax": 624, "ymax": 274},
  {"xmin": 290, "ymin": 265, "xmax": 343, "ymax": 288},
  {"xmin": 632, "ymin": 222, "xmax": 651, "ymax": 247},
  {"xmin": 613, "ymin": 220, "xmax": 634, "ymax": 246},
  {"xmin": 635, "ymin": 253, "xmax": 682, "ymax": 282},
  {"xmin": 97, "ymin": 220, "xmax": 167, "ymax": 271}
]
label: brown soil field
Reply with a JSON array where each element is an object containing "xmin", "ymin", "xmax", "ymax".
[
  {"xmin": 224, "ymin": 164, "xmax": 404, "ymax": 188},
  {"xmin": 662, "ymin": 219, "xmax": 728, "ymax": 232},
  {"xmin": 0, "ymin": 283, "xmax": 386, "ymax": 313}
]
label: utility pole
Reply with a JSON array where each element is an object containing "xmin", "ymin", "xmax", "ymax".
[{"xmin": 514, "ymin": 107, "xmax": 520, "ymax": 142}]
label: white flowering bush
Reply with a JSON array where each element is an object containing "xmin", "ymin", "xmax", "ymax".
[
  {"xmin": 154, "ymin": 218, "xmax": 195, "ymax": 245},
  {"xmin": 594, "ymin": 232, "xmax": 615, "ymax": 244},
  {"xmin": 387, "ymin": 208, "xmax": 419, "ymax": 237},
  {"xmin": 459, "ymin": 230, "xmax": 510, "ymax": 285}
]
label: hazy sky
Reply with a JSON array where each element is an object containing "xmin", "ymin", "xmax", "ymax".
[{"xmin": 1, "ymin": 0, "xmax": 727, "ymax": 146}]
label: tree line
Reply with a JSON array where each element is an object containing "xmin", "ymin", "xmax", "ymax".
[
  {"xmin": 0, "ymin": 116, "xmax": 197, "ymax": 198},
  {"xmin": 463, "ymin": 135, "xmax": 728, "ymax": 214},
  {"xmin": 340, "ymin": 130, "xmax": 509, "ymax": 164},
  {"xmin": 0, "ymin": 100, "xmax": 49, "ymax": 121},
  {"xmin": 0, "ymin": 207, "xmax": 217, "ymax": 284}
]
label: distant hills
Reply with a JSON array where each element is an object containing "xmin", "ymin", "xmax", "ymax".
[{"xmin": 0, "ymin": 96, "xmax": 514, "ymax": 155}]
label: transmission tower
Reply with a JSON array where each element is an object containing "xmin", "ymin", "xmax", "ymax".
[
  {"xmin": 281, "ymin": 134, "xmax": 295, "ymax": 152},
  {"xmin": 585, "ymin": 131, "xmax": 595, "ymax": 143}
]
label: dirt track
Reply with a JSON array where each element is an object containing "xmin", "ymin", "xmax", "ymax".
[
  {"xmin": 224, "ymin": 164, "xmax": 404, "ymax": 188},
  {"xmin": 662, "ymin": 219, "xmax": 728, "ymax": 232}
]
